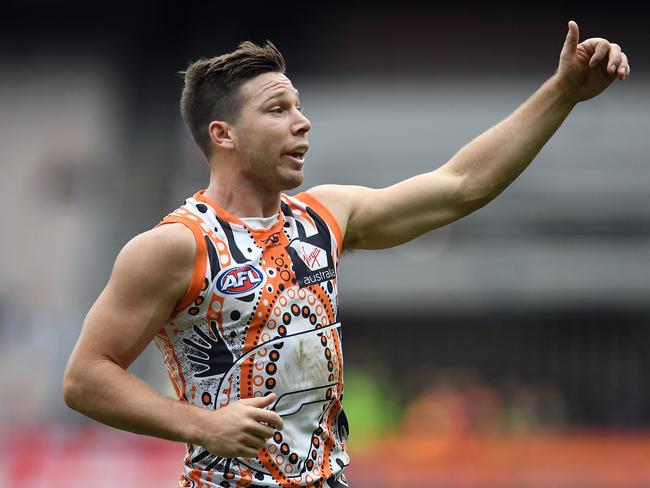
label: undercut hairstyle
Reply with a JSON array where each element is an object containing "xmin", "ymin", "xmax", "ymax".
[{"xmin": 180, "ymin": 40, "xmax": 286, "ymax": 158}]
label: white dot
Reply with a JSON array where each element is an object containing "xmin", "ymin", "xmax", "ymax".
[
  {"xmin": 217, "ymin": 242, "xmax": 225, "ymax": 251},
  {"xmin": 220, "ymin": 254, "xmax": 229, "ymax": 264},
  {"xmin": 263, "ymin": 299, "xmax": 269, "ymax": 306},
  {"xmin": 212, "ymin": 301, "xmax": 222, "ymax": 311}
]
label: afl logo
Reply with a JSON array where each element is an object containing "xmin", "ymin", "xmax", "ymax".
[{"xmin": 216, "ymin": 264, "xmax": 265, "ymax": 296}]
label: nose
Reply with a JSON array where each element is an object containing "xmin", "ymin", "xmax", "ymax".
[{"xmin": 293, "ymin": 109, "xmax": 311, "ymax": 135}]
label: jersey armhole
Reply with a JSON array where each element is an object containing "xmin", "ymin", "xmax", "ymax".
[
  {"xmin": 155, "ymin": 216, "xmax": 208, "ymax": 317},
  {"xmin": 294, "ymin": 192, "xmax": 344, "ymax": 256}
]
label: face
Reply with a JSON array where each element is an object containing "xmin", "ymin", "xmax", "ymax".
[{"xmin": 231, "ymin": 72, "xmax": 312, "ymax": 193}]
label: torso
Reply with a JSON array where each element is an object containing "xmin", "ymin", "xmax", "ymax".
[{"xmin": 154, "ymin": 190, "xmax": 350, "ymax": 488}]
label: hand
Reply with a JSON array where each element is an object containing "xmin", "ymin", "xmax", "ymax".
[
  {"xmin": 199, "ymin": 392, "xmax": 284, "ymax": 458},
  {"xmin": 556, "ymin": 20, "xmax": 630, "ymax": 103}
]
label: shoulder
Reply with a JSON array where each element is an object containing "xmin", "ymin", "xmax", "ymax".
[
  {"xmin": 110, "ymin": 223, "xmax": 196, "ymax": 301},
  {"xmin": 302, "ymin": 184, "xmax": 374, "ymax": 249},
  {"xmin": 119, "ymin": 223, "xmax": 195, "ymax": 269}
]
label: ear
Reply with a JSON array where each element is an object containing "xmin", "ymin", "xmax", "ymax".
[{"xmin": 208, "ymin": 120, "xmax": 235, "ymax": 150}]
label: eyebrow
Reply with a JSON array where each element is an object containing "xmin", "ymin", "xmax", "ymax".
[{"xmin": 263, "ymin": 88, "xmax": 300, "ymax": 103}]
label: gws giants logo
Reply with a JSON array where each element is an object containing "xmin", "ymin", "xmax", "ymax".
[{"xmin": 216, "ymin": 264, "xmax": 265, "ymax": 296}]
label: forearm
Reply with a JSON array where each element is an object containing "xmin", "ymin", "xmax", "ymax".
[
  {"xmin": 445, "ymin": 74, "xmax": 576, "ymax": 204},
  {"xmin": 63, "ymin": 358, "xmax": 207, "ymax": 445}
]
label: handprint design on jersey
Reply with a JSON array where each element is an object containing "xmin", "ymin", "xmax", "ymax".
[{"xmin": 153, "ymin": 190, "xmax": 350, "ymax": 488}]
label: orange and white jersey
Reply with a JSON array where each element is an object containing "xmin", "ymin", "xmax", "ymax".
[{"xmin": 154, "ymin": 190, "xmax": 350, "ymax": 488}]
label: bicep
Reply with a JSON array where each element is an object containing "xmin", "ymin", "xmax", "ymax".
[
  {"xmin": 68, "ymin": 225, "xmax": 195, "ymax": 371},
  {"xmin": 346, "ymin": 167, "xmax": 475, "ymax": 249}
]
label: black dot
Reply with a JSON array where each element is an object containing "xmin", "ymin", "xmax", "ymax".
[
  {"xmin": 230, "ymin": 331, "xmax": 237, "ymax": 338},
  {"xmin": 279, "ymin": 284, "xmax": 285, "ymax": 291},
  {"xmin": 188, "ymin": 307, "xmax": 199, "ymax": 316},
  {"xmin": 230, "ymin": 310, "xmax": 241, "ymax": 320},
  {"xmin": 255, "ymin": 472, "xmax": 265, "ymax": 481},
  {"xmin": 196, "ymin": 204, "xmax": 208, "ymax": 213},
  {"xmin": 201, "ymin": 392, "xmax": 212, "ymax": 405},
  {"xmin": 302, "ymin": 306, "xmax": 310, "ymax": 318},
  {"xmin": 336, "ymin": 458, "xmax": 345, "ymax": 468},
  {"xmin": 274, "ymin": 342, "xmax": 284, "ymax": 349},
  {"xmin": 282, "ymin": 313, "xmax": 292, "ymax": 325},
  {"xmin": 327, "ymin": 281, "xmax": 333, "ymax": 293},
  {"xmin": 247, "ymin": 248, "xmax": 252, "ymax": 253},
  {"xmin": 284, "ymin": 222, "xmax": 290, "ymax": 228}
]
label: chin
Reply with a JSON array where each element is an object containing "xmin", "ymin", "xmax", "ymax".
[{"xmin": 279, "ymin": 172, "xmax": 304, "ymax": 191}]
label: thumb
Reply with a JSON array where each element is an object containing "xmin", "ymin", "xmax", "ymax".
[
  {"xmin": 238, "ymin": 392, "xmax": 276, "ymax": 408},
  {"xmin": 562, "ymin": 20, "xmax": 579, "ymax": 58}
]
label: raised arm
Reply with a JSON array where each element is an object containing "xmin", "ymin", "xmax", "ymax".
[
  {"xmin": 63, "ymin": 223, "xmax": 283, "ymax": 456},
  {"xmin": 308, "ymin": 21, "xmax": 630, "ymax": 250}
]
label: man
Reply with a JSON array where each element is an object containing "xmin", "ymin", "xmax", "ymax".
[{"xmin": 63, "ymin": 20, "xmax": 629, "ymax": 487}]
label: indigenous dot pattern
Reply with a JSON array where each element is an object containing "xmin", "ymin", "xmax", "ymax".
[{"xmin": 154, "ymin": 190, "xmax": 349, "ymax": 488}]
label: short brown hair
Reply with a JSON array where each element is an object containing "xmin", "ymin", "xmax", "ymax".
[{"xmin": 180, "ymin": 40, "xmax": 286, "ymax": 158}]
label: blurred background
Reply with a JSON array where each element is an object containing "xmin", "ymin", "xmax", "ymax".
[{"xmin": 1, "ymin": 1, "xmax": 649, "ymax": 486}]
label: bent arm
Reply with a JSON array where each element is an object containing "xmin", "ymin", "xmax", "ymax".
[{"xmin": 62, "ymin": 224, "xmax": 209, "ymax": 444}]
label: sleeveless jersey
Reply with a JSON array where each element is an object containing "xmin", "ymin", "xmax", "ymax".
[{"xmin": 153, "ymin": 190, "xmax": 350, "ymax": 488}]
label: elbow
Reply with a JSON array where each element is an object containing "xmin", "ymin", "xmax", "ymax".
[
  {"xmin": 62, "ymin": 374, "xmax": 79, "ymax": 411},
  {"xmin": 457, "ymin": 178, "xmax": 501, "ymax": 213},
  {"xmin": 62, "ymin": 363, "xmax": 86, "ymax": 411}
]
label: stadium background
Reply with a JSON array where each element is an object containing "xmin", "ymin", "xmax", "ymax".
[{"xmin": 1, "ymin": 1, "xmax": 649, "ymax": 486}]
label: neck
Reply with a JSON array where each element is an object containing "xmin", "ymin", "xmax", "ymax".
[{"xmin": 203, "ymin": 170, "xmax": 281, "ymax": 218}]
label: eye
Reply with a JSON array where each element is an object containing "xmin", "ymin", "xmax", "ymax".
[
  {"xmin": 269, "ymin": 107, "xmax": 284, "ymax": 114},
  {"xmin": 296, "ymin": 105, "xmax": 303, "ymax": 112}
]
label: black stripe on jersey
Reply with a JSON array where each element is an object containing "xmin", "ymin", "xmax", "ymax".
[
  {"xmin": 191, "ymin": 448, "xmax": 213, "ymax": 464},
  {"xmin": 204, "ymin": 236, "xmax": 221, "ymax": 281},
  {"xmin": 281, "ymin": 200, "xmax": 294, "ymax": 218},
  {"xmin": 216, "ymin": 217, "xmax": 248, "ymax": 264}
]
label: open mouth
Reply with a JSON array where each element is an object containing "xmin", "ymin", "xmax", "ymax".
[{"xmin": 285, "ymin": 151, "xmax": 305, "ymax": 162}]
